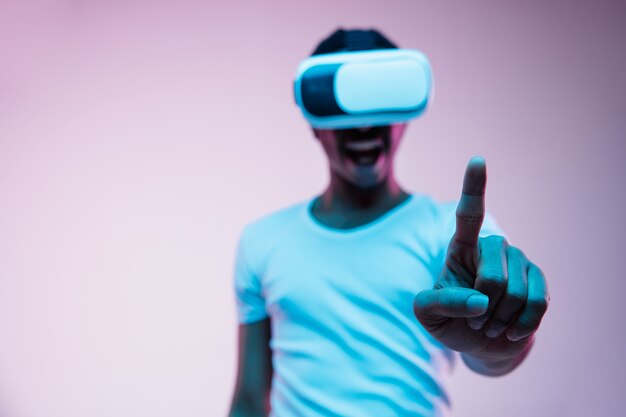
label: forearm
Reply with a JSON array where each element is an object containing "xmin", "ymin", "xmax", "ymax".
[
  {"xmin": 461, "ymin": 336, "xmax": 535, "ymax": 377},
  {"xmin": 230, "ymin": 319, "xmax": 273, "ymax": 417},
  {"xmin": 228, "ymin": 391, "xmax": 268, "ymax": 417}
]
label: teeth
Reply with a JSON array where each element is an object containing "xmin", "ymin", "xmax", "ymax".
[{"xmin": 345, "ymin": 139, "xmax": 383, "ymax": 151}]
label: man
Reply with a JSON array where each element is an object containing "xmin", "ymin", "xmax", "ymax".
[{"xmin": 228, "ymin": 28, "xmax": 549, "ymax": 417}]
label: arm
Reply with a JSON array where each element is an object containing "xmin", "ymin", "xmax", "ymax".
[{"xmin": 228, "ymin": 318, "xmax": 273, "ymax": 417}]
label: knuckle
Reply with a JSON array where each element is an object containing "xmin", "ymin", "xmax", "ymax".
[
  {"xmin": 507, "ymin": 245, "xmax": 526, "ymax": 260},
  {"xmin": 495, "ymin": 235, "xmax": 508, "ymax": 246},
  {"xmin": 514, "ymin": 314, "xmax": 538, "ymax": 331},
  {"xmin": 446, "ymin": 247, "xmax": 466, "ymax": 266},
  {"xmin": 526, "ymin": 297, "xmax": 549, "ymax": 316},
  {"xmin": 530, "ymin": 263, "xmax": 545, "ymax": 278},
  {"xmin": 456, "ymin": 210, "xmax": 483, "ymax": 224},
  {"xmin": 480, "ymin": 269, "xmax": 507, "ymax": 288},
  {"xmin": 483, "ymin": 234, "xmax": 506, "ymax": 246},
  {"xmin": 479, "ymin": 235, "xmax": 508, "ymax": 256},
  {"xmin": 503, "ymin": 290, "xmax": 526, "ymax": 308}
]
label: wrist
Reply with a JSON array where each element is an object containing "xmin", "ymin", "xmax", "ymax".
[{"xmin": 462, "ymin": 336, "xmax": 535, "ymax": 377}]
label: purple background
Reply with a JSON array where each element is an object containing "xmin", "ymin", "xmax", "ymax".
[{"xmin": 1, "ymin": 1, "xmax": 625, "ymax": 416}]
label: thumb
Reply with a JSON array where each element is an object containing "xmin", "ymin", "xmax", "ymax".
[{"xmin": 413, "ymin": 288, "xmax": 489, "ymax": 321}]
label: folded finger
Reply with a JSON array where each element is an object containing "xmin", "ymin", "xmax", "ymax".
[
  {"xmin": 506, "ymin": 263, "xmax": 549, "ymax": 341},
  {"xmin": 467, "ymin": 235, "xmax": 508, "ymax": 330},
  {"xmin": 482, "ymin": 246, "xmax": 529, "ymax": 338}
]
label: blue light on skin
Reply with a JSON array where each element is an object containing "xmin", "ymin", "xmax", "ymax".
[
  {"xmin": 310, "ymin": 129, "xmax": 550, "ymax": 376},
  {"xmin": 310, "ymin": 123, "xmax": 410, "ymax": 230}
]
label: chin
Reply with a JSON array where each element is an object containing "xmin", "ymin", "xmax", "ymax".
[
  {"xmin": 356, "ymin": 161, "xmax": 391, "ymax": 187},
  {"xmin": 352, "ymin": 179, "xmax": 380, "ymax": 189},
  {"xmin": 349, "ymin": 170, "xmax": 386, "ymax": 189},
  {"xmin": 343, "ymin": 154, "xmax": 389, "ymax": 188}
]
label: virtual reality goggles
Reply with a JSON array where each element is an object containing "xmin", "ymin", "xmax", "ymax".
[{"xmin": 293, "ymin": 49, "xmax": 433, "ymax": 129}]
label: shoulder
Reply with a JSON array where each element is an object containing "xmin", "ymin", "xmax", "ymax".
[
  {"xmin": 237, "ymin": 200, "xmax": 310, "ymax": 265},
  {"xmin": 241, "ymin": 200, "xmax": 308, "ymax": 242},
  {"xmin": 403, "ymin": 193, "xmax": 451, "ymax": 225},
  {"xmin": 399, "ymin": 193, "xmax": 455, "ymax": 243}
]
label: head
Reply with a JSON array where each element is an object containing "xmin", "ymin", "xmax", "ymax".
[{"xmin": 310, "ymin": 28, "xmax": 408, "ymax": 189}]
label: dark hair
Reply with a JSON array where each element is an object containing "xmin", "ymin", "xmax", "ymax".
[{"xmin": 310, "ymin": 28, "xmax": 398, "ymax": 56}]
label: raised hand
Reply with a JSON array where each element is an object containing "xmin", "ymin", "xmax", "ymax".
[{"xmin": 413, "ymin": 157, "xmax": 549, "ymax": 372}]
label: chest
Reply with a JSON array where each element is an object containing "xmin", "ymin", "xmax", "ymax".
[{"xmin": 260, "ymin": 235, "xmax": 438, "ymax": 322}]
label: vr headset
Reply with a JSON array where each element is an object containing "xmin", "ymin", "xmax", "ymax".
[{"xmin": 293, "ymin": 49, "xmax": 433, "ymax": 129}]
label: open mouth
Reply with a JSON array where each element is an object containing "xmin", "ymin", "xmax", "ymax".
[{"xmin": 344, "ymin": 138, "xmax": 384, "ymax": 165}]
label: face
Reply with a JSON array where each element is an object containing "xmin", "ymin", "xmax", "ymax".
[{"xmin": 313, "ymin": 123, "xmax": 407, "ymax": 189}]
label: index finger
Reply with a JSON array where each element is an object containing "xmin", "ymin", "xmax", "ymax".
[{"xmin": 453, "ymin": 156, "xmax": 487, "ymax": 246}]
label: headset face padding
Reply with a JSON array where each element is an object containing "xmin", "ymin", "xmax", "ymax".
[{"xmin": 294, "ymin": 49, "xmax": 433, "ymax": 129}]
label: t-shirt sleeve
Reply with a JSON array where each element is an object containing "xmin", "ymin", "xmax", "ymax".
[{"xmin": 233, "ymin": 228, "xmax": 268, "ymax": 324}]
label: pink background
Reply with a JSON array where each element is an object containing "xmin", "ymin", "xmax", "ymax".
[{"xmin": 1, "ymin": 1, "xmax": 624, "ymax": 416}]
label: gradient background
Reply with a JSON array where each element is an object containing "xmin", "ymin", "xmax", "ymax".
[{"xmin": 1, "ymin": 1, "xmax": 625, "ymax": 416}]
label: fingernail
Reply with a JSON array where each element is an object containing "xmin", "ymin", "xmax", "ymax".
[
  {"xmin": 484, "ymin": 327, "xmax": 502, "ymax": 338},
  {"xmin": 466, "ymin": 294, "xmax": 489, "ymax": 315},
  {"xmin": 506, "ymin": 331, "xmax": 524, "ymax": 341},
  {"xmin": 467, "ymin": 317, "xmax": 485, "ymax": 330}
]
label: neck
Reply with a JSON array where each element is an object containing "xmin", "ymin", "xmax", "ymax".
[
  {"xmin": 324, "ymin": 176, "xmax": 404, "ymax": 208},
  {"xmin": 314, "ymin": 169, "xmax": 409, "ymax": 222}
]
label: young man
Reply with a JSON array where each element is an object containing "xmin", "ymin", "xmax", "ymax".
[{"xmin": 228, "ymin": 29, "xmax": 549, "ymax": 417}]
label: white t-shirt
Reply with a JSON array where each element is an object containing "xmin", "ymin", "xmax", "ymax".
[{"xmin": 234, "ymin": 193, "xmax": 504, "ymax": 417}]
